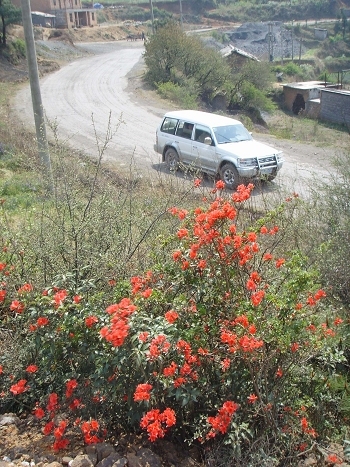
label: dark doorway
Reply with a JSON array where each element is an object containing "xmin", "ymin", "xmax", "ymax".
[{"xmin": 292, "ymin": 93, "xmax": 305, "ymax": 114}]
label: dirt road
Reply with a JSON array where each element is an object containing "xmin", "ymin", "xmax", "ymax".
[{"xmin": 13, "ymin": 40, "xmax": 342, "ymax": 197}]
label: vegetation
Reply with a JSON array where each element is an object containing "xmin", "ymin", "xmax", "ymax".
[
  {"xmin": 1, "ymin": 75, "xmax": 350, "ymax": 464},
  {"xmin": 1, "ymin": 0, "xmax": 350, "ymax": 464},
  {"xmin": 144, "ymin": 22, "xmax": 275, "ymax": 117},
  {"xmin": 0, "ymin": 0, "xmax": 21, "ymax": 46}
]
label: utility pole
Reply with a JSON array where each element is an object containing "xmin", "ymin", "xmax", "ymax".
[
  {"xmin": 291, "ymin": 20, "xmax": 294, "ymax": 61},
  {"xmin": 20, "ymin": 0, "xmax": 53, "ymax": 192},
  {"xmin": 179, "ymin": 0, "xmax": 183, "ymax": 30},
  {"xmin": 149, "ymin": 0, "xmax": 155, "ymax": 34}
]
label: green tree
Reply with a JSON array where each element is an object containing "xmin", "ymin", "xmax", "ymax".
[
  {"xmin": 0, "ymin": 0, "xmax": 21, "ymax": 46},
  {"xmin": 144, "ymin": 22, "xmax": 232, "ymax": 106}
]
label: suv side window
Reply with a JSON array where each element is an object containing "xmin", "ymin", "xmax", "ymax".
[
  {"xmin": 161, "ymin": 117, "xmax": 178, "ymax": 135},
  {"xmin": 175, "ymin": 121, "xmax": 194, "ymax": 139},
  {"xmin": 194, "ymin": 125, "xmax": 214, "ymax": 145}
]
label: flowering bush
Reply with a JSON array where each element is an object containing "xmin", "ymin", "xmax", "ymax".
[{"xmin": 0, "ymin": 182, "xmax": 347, "ymax": 464}]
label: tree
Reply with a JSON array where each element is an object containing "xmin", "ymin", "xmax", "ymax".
[
  {"xmin": 144, "ymin": 22, "xmax": 233, "ymax": 106},
  {"xmin": 0, "ymin": 0, "xmax": 22, "ymax": 45}
]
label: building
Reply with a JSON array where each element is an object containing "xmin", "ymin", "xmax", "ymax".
[
  {"xmin": 12, "ymin": 0, "xmax": 97, "ymax": 29},
  {"xmin": 31, "ymin": 11, "xmax": 56, "ymax": 27},
  {"xmin": 282, "ymin": 81, "xmax": 339, "ymax": 114},
  {"xmin": 282, "ymin": 81, "xmax": 350, "ymax": 126}
]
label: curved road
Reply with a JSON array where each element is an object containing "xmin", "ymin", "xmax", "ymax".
[
  {"xmin": 14, "ymin": 40, "xmax": 339, "ymax": 195},
  {"xmin": 15, "ymin": 41, "xmax": 163, "ymax": 171}
]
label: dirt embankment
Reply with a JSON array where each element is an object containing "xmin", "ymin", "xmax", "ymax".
[{"xmin": 0, "ymin": 21, "xmax": 146, "ymax": 83}]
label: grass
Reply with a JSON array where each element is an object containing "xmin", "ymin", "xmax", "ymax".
[{"xmin": 265, "ymin": 108, "xmax": 350, "ymax": 146}]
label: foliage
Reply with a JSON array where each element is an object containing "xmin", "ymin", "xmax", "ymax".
[
  {"xmin": 144, "ymin": 21, "xmax": 274, "ymax": 113},
  {"xmin": 1, "ymin": 180, "xmax": 348, "ymax": 464},
  {"xmin": 205, "ymin": 0, "xmax": 338, "ymax": 23},
  {"xmin": 0, "ymin": 0, "xmax": 21, "ymax": 46},
  {"xmin": 4, "ymin": 38, "xmax": 26, "ymax": 64},
  {"xmin": 0, "ymin": 121, "xmax": 189, "ymax": 290},
  {"xmin": 229, "ymin": 60, "xmax": 275, "ymax": 113},
  {"xmin": 156, "ymin": 81, "xmax": 199, "ymax": 109},
  {"xmin": 308, "ymin": 152, "xmax": 350, "ymax": 307}
]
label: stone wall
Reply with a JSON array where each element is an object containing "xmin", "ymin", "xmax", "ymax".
[{"xmin": 320, "ymin": 89, "xmax": 350, "ymax": 126}]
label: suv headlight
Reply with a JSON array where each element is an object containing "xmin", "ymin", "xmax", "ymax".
[{"xmin": 237, "ymin": 158, "xmax": 257, "ymax": 168}]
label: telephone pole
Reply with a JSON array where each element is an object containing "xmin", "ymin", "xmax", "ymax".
[
  {"xmin": 149, "ymin": 0, "xmax": 155, "ymax": 34},
  {"xmin": 179, "ymin": 0, "xmax": 183, "ymax": 29},
  {"xmin": 20, "ymin": 0, "xmax": 53, "ymax": 192}
]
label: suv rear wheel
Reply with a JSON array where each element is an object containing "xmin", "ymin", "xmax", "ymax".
[
  {"xmin": 220, "ymin": 163, "xmax": 240, "ymax": 189},
  {"xmin": 165, "ymin": 148, "xmax": 179, "ymax": 171}
]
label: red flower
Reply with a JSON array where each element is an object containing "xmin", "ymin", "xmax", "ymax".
[
  {"xmin": 43, "ymin": 421, "xmax": 55, "ymax": 435},
  {"xmin": 247, "ymin": 394, "xmax": 258, "ymax": 404},
  {"xmin": 85, "ymin": 316, "xmax": 98, "ymax": 328},
  {"xmin": 263, "ymin": 253, "xmax": 273, "ymax": 261},
  {"xmin": 18, "ymin": 283, "xmax": 33, "ymax": 294},
  {"xmin": 33, "ymin": 407, "xmax": 45, "ymax": 419},
  {"xmin": 47, "ymin": 393, "xmax": 59, "ymax": 412},
  {"xmin": 134, "ymin": 383, "xmax": 153, "ymax": 402},
  {"xmin": 141, "ymin": 288, "xmax": 153, "ymax": 298},
  {"xmin": 0, "ymin": 289, "xmax": 6, "ymax": 303},
  {"xmin": 194, "ymin": 178, "xmax": 202, "ymax": 187},
  {"xmin": 314, "ymin": 289, "xmax": 326, "ymax": 300},
  {"xmin": 10, "ymin": 379, "xmax": 29, "ymax": 395},
  {"xmin": 251, "ymin": 290, "xmax": 265, "ymax": 306},
  {"xmin": 326, "ymin": 454, "xmax": 342, "ymax": 465},
  {"xmin": 138, "ymin": 331, "xmax": 149, "ymax": 342},
  {"xmin": 275, "ymin": 258, "xmax": 285, "ymax": 268},
  {"xmin": 174, "ymin": 377, "xmax": 186, "ymax": 387},
  {"xmin": 163, "ymin": 362, "xmax": 178, "ymax": 377},
  {"xmin": 53, "ymin": 289, "xmax": 68, "ymax": 307},
  {"xmin": 140, "ymin": 408, "xmax": 176, "ymax": 442},
  {"xmin": 207, "ymin": 401, "xmax": 239, "ymax": 436},
  {"xmin": 165, "ymin": 310, "xmax": 179, "ymax": 324},
  {"xmin": 215, "ymin": 180, "xmax": 225, "ymax": 190},
  {"xmin": 10, "ymin": 300, "xmax": 25, "ymax": 314},
  {"xmin": 220, "ymin": 358, "xmax": 231, "ymax": 371},
  {"xmin": 172, "ymin": 250, "xmax": 182, "ymax": 261},
  {"xmin": 0, "ymin": 365, "xmax": 3, "ymax": 374},
  {"xmin": 73, "ymin": 295, "xmax": 82, "ymax": 304},
  {"xmin": 26, "ymin": 364, "xmax": 38, "ymax": 373},
  {"xmin": 37, "ymin": 317, "xmax": 49, "ymax": 327},
  {"xmin": 53, "ymin": 438, "xmax": 69, "ymax": 451},
  {"xmin": 65, "ymin": 379, "xmax": 78, "ymax": 398},
  {"xmin": 291, "ymin": 342, "xmax": 299, "ymax": 353},
  {"xmin": 276, "ymin": 367, "xmax": 283, "ymax": 377},
  {"xmin": 177, "ymin": 228, "xmax": 189, "ymax": 239}
]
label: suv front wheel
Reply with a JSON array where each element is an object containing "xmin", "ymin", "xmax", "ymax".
[
  {"xmin": 165, "ymin": 148, "xmax": 179, "ymax": 171},
  {"xmin": 220, "ymin": 163, "xmax": 240, "ymax": 190}
]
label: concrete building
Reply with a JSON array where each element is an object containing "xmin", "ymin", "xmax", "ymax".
[
  {"xmin": 12, "ymin": 0, "xmax": 97, "ymax": 29},
  {"xmin": 283, "ymin": 81, "xmax": 350, "ymax": 126},
  {"xmin": 282, "ymin": 81, "xmax": 339, "ymax": 114}
]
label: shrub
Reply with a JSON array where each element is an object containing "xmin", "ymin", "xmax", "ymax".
[
  {"xmin": 1, "ymin": 182, "xmax": 346, "ymax": 465},
  {"xmin": 156, "ymin": 81, "xmax": 199, "ymax": 109}
]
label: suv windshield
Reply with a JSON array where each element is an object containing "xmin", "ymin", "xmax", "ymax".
[{"xmin": 213, "ymin": 124, "xmax": 252, "ymax": 144}]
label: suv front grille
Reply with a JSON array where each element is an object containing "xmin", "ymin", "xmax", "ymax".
[{"xmin": 257, "ymin": 155, "xmax": 277, "ymax": 170}]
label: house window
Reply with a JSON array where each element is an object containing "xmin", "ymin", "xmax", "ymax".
[
  {"xmin": 69, "ymin": 13, "xmax": 73, "ymax": 22},
  {"xmin": 92, "ymin": 12, "xmax": 95, "ymax": 20},
  {"xmin": 53, "ymin": 0, "xmax": 56, "ymax": 5}
]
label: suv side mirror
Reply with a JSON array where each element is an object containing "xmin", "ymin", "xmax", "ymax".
[{"xmin": 204, "ymin": 136, "xmax": 212, "ymax": 145}]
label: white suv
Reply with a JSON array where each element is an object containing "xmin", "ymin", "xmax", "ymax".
[{"xmin": 154, "ymin": 110, "xmax": 283, "ymax": 189}]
